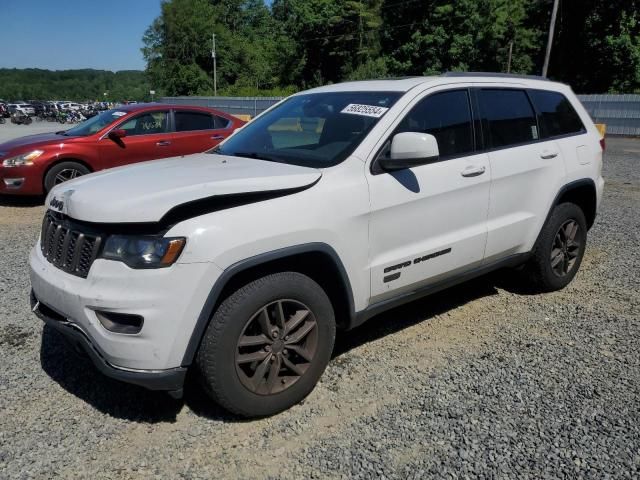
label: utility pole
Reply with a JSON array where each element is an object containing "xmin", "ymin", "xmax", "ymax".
[
  {"xmin": 507, "ymin": 40, "xmax": 514, "ymax": 73},
  {"xmin": 542, "ymin": 0, "xmax": 560, "ymax": 77},
  {"xmin": 211, "ymin": 33, "xmax": 217, "ymax": 96}
]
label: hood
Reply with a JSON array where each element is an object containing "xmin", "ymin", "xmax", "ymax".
[
  {"xmin": 46, "ymin": 153, "xmax": 321, "ymax": 224},
  {"xmin": 0, "ymin": 132, "xmax": 77, "ymax": 154}
]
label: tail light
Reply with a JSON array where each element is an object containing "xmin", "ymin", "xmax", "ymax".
[{"xmin": 599, "ymin": 137, "xmax": 606, "ymax": 152}]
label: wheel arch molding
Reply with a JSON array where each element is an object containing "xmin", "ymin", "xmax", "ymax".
[
  {"xmin": 180, "ymin": 242, "xmax": 356, "ymax": 367},
  {"xmin": 551, "ymin": 178, "xmax": 598, "ymax": 229},
  {"xmin": 534, "ymin": 177, "xmax": 597, "ymax": 249}
]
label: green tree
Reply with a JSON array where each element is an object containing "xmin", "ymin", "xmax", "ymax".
[
  {"xmin": 544, "ymin": 0, "xmax": 640, "ymax": 92},
  {"xmin": 380, "ymin": 0, "xmax": 542, "ymax": 76},
  {"xmin": 0, "ymin": 68, "xmax": 150, "ymax": 101},
  {"xmin": 271, "ymin": 0, "xmax": 382, "ymax": 87},
  {"xmin": 139, "ymin": 0, "xmax": 639, "ymax": 96}
]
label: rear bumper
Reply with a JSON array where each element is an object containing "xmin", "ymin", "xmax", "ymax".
[{"xmin": 32, "ymin": 290, "xmax": 187, "ymax": 391}]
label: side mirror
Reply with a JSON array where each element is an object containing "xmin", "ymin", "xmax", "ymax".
[
  {"xmin": 108, "ymin": 129, "xmax": 127, "ymax": 140},
  {"xmin": 378, "ymin": 132, "xmax": 439, "ymax": 171}
]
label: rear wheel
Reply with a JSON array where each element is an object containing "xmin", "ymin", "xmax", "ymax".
[
  {"xmin": 525, "ymin": 202, "xmax": 587, "ymax": 292},
  {"xmin": 44, "ymin": 161, "xmax": 90, "ymax": 193},
  {"xmin": 196, "ymin": 272, "xmax": 336, "ymax": 417}
]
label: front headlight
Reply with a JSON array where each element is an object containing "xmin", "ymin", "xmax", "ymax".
[
  {"xmin": 101, "ymin": 235, "xmax": 186, "ymax": 269},
  {"xmin": 2, "ymin": 150, "xmax": 44, "ymax": 167}
]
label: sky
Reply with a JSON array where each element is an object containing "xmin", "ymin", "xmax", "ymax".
[{"xmin": 0, "ymin": 0, "xmax": 163, "ymax": 71}]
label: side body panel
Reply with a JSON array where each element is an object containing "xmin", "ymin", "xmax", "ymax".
[
  {"xmin": 361, "ymin": 82, "xmax": 491, "ymax": 302},
  {"xmin": 483, "ymin": 138, "xmax": 566, "ymax": 260}
]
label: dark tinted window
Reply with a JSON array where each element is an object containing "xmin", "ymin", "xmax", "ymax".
[
  {"xmin": 213, "ymin": 115, "xmax": 230, "ymax": 129},
  {"xmin": 175, "ymin": 111, "xmax": 214, "ymax": 131},
  {"xmin": 529, "ymin": 90, "xmax": 585, "ymax": 138},
  {"xmin": 478, "ymin": 89, "xmax": 539, "ymax": 148},
  {"xmin": 396, "ymin": 90, "xmax": 474, "ymax": 157}
]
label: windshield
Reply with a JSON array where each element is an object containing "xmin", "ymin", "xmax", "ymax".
[
  {"xmin": 63, "ymin": 109, "xmax": 128, "ymax": 136},
  {"xmin": 211, "ymin": 91, "xmax": 401, "ymax": 168}
]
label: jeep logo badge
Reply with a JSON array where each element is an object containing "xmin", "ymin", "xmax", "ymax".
[{"xmin": 49, "ymin": 198, "xmax": 64, "ymax": 211}]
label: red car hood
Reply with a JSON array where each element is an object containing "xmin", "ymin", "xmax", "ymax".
[{"xmin": 0, "ymin": 132, "xmax": 78, "ymax": 154}]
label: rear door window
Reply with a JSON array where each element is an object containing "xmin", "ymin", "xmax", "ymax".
[
  {"xmin": 175, "ymin": 111, "xmax": 215, "ymax": 132},
  {"xmin": 528, "ymin": 90, "xmax": 585, "ymax": 138},
  {"xmin": 477, "ymin": 89, "xmax": 539, "ymax": 149},
  {"xmin": 396, "ymin": 90, "xmax": 474, "ymax": 158}
]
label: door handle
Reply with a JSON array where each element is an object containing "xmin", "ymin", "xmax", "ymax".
[
  {"xmin": 540, "ymin": 151, "xmax": 558, "ymax": 159},
  {"xmin": 156, "ymin": 141, "xmax": 171, "ymax": 147},
  {"xmin": 211, "ymin": 135, "xmax": 225, "ymax": 140},
  {"xmin": 460, "ymin": 166, "xmax": 486, "ymax": 177}
]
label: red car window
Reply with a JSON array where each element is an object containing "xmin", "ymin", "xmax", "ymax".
[
  {"xmin": 175, "ymin": 111, "xmax": 221, "ymax": 132},
  {"xmin": 120, "ymin": 111, "xmax": 169, "ymax": 136}
]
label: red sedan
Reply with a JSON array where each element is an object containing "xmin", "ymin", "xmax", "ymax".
[{"xmin": 0, "ymin": 104, "xmax": 245, "ymax": 195}]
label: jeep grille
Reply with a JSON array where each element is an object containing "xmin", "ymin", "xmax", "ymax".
[{"xmin": 40, "ymin": 212, "xmax": 103, "ymax": 278}]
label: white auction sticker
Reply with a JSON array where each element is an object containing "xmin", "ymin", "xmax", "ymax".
[{"xmin": 341, "ymin": 103, "xmax": 389, "ymax": 118}]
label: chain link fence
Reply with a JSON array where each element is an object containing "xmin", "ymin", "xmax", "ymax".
[
  {"xmin": 161, "ymin": 94, "xmax": 640, "ymax": 136},
  {"xmin": 160, "ymin": 96, "xmax": 283, "ymax": 117}
]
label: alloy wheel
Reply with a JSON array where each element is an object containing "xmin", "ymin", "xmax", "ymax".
[
  {"xmin": 550, "ymin": 219, "xmax": 581, "ymax": 277},
  {"xmin": 54, "ymin": 168, "xmax": 82, "ymax": 185},
  {"xmin": 235, "ymin": 299, "xmax": 318, "ymax": 395}
]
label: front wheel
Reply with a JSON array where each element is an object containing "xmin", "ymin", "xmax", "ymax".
[
  {"xmin": 43, "ymin": 161, "xmax": 90, "ymax": 193},
  {"xmin": 196, "ymin": 272, "xmax": 336, "ymax": 417},
  {"xmin": 525, "ymin": 202, "xmax": 587, "ymax": 292}
]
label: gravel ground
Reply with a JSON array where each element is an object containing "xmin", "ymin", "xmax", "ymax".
[
  {"xmin": 0, "ymin": 121, "xmax": 64, "ymax": 143},
  {"xmin": 0, "ymin": 130, "xmax": 639, "ymax": 479}
]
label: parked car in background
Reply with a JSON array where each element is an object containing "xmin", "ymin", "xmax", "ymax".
[
  {"xmin": 8, "ymin": 103, "xmax": 36, "ymax": 116},
  {"xmin": 0, "ymin": 103, "xmax": 244, "ymax": 195},
  {"xmin": 29, "ymin": 101, "xmax": 47, "ymax": 116}
]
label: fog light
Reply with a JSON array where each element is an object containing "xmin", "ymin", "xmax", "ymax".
[
  {"xmin": 95, "ymin": 310, "xmax": 144, "ymax": 334},
  {"xmin": 3, "ymin": 178, "xmax": 25, "ymax": 189}
]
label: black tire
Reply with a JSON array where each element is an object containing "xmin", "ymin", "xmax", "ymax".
[
  {"xmin": 196, "ymin": 272, "xmax": 336, "ymax": 417},
  {"xmin": 43, "ymin": 161, "xmax": 90, "ymax": 193},
  {"xmin": 525, "ymin": 202, "xmax": 587, "ymax": 292},
  {"xmin": 24, "ymin": 116, "xmax": 32, "ymax": 125}
]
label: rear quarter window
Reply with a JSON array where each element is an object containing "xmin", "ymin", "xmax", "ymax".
[
  {"xmin": 528, "ymin": 90, "xmax": 585, "ymax": 138},
  {"xmin": 213, "ymin": 115, "xmax": 230, "ymax": 129}
]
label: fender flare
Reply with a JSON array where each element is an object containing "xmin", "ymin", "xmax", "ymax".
[
  {"xmin": 534, "ymin": 178, "xmax": 597, "ymax": 246},
  {"xmin": 180, "ymin": 242, "xmax": 356, "ymax": 366}
]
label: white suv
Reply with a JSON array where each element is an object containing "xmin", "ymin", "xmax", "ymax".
[
  {"xmin": 30, "ymin": 74, "xmax": 604, "ymax": 417},
  {"xmin": 8, "ymin": 103, "xmax": 35, "ymax": 116}
]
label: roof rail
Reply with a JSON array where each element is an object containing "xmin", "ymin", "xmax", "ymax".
[{"xmin": 442, "ymin": 71, "xmax": 549, "ymax": 81}]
